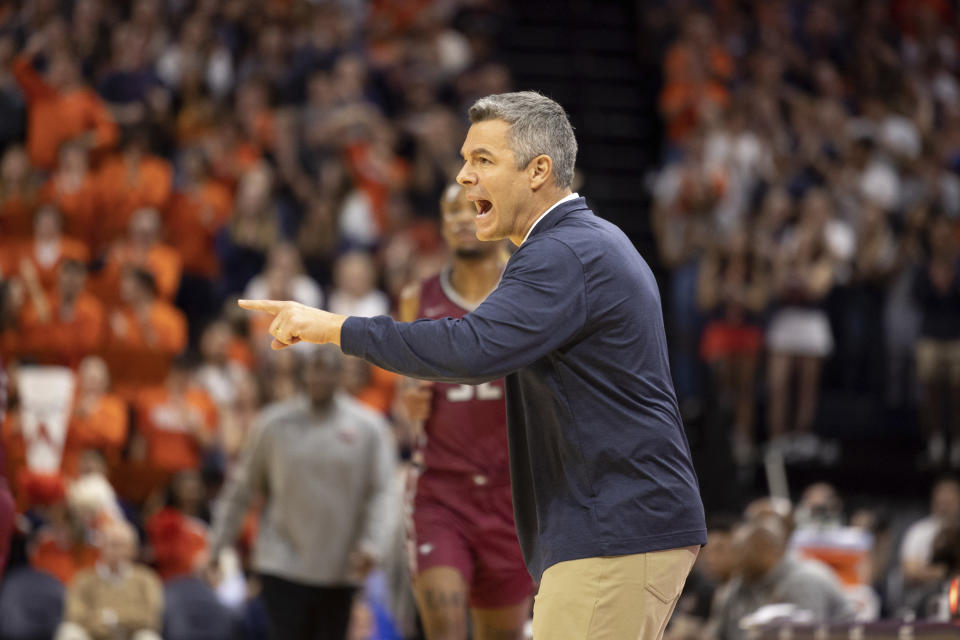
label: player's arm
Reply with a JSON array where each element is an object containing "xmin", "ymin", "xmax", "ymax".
[
  {"xmin": 398, "ymin": 282, "xmax": 420, "ymax": 324},
  {"xmin": 396, "ymin": 282, "xmax": 433, "ymax": 422}
]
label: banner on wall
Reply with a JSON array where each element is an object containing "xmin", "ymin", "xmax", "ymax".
[{"xmin": 17, "ymin": 366, "xmax": 76, "ymax": 472}]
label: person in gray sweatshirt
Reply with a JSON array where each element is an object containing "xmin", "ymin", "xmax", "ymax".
[{"xmin": 209, "ymin": 346, "xmax": 396, "ymax": 640}]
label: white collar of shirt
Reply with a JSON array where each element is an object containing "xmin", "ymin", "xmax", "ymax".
[{"xmin": 522, "ymin": 192, "xmax": 580, "ymax": 244}]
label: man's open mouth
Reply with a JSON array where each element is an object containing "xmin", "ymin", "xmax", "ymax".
[{"xmin": 475, "ymin": 199, "xmax": 492, "ymax": 217}]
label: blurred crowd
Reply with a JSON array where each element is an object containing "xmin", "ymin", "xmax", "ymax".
[
  {"xmin": 0, "ymin": 0, "xmax": 508, "ymax": 638},
  {"xmin": 666, "ymin": 476, "xmax": 960, "ymax": 638},
  {"xmin": 2, "ymin": 0, "xmax": 960, "ymax": 637},
  {"xmin": 651, "ymin": 0, "xmax": 960, "ymax": 469}
]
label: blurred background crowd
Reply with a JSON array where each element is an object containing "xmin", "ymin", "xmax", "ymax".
[{"xmin": 0, "ymin": 0, "xmax": 956, "ymax": 638}]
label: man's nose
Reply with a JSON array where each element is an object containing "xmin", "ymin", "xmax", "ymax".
[{"xmin": 456, "ymin": 164, "xmax": 475, "ymax": 186}]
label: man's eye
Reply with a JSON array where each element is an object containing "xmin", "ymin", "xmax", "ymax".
[{"xmin": 479, "ymin": 158, "xmax": 491, "ymax": 164}]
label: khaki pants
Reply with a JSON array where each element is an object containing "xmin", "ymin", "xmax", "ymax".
[
  {"xmin": 55, "ymin": 622, "xmax": 162, "ymax": 640},
  {"xmin": 532, "ymin": 546, "xmax": 699, "ymax": 640}
]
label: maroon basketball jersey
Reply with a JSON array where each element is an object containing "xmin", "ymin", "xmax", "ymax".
[{"xmin": 416, "ymin": 268, "xmax": 510, "ymax": 475}]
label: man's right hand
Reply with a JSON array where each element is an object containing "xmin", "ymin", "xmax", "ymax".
[
  {"xmin": 399, "ymin": 380, "xmax": 434, "ymax": 423},
  {"xmin": 238, "ymin": 299, "xmax": 347, "ymax": 349}
]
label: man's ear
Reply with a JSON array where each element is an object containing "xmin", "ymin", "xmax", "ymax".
[{"xmin": 528, "ymin": 154, "xmax": 553, "ymax": 190}]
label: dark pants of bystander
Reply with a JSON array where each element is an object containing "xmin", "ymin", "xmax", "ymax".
[{"xmin": 259, "ymin": 574, "xmax": 356, "ymax": 640}]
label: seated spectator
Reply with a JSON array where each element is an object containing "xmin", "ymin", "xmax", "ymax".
[
  {"xmin": 200, "ymin": 115, "xmax": 261, "ymax": 190},
  {"xmin": 156, "ymin": 13, "xmax": 234, "ymax": 100},
  {"xmin": 40, "ymin": 141, "xmax": 99, "ymax": 251},
  {"xmin": 915, "ymin": 522, "xmax": 960, "ymax": 619},
  {"xmin": 67, "ymin": 464, "xmax": 124, "ymax": 532},
  {"xmin": 0, "ymin": 145, "xmax": 41, "ymax": 241},
  {"xmin": 162, "ymin": 575, "xmax": 237, "ymax": 640},
  {"xmin": 218, "ymin": 304, "xmax": 256, "ymax": 370},
  {"xmin": 12, "ymin": 29, "xmax": 118, "ymax": 171},
  {"xmin": 215, "ymin": 165, "xmax": 279, "ymax": 299},
  {"xmin": 659, "ymin": 17, "xmax": 731, "ymax": 147},
  {"xmin": 97, "ymin": 22, "xmax": 164, "ymax": 128},
  {"xmin": 242, "ymin": 243, "xmax": 323, "ymax": 309},
  {"xmin": 130, "ymin": 356, "xmax": 217, "ymax": 497},
  {"xmin": 900, "ymin": 477, "xmax": 960, "ymax": 611},
  {"xmin": 56, "ymin": 519, "xmax": 164, "ymax": 640},
  {"xmin": 25, "ymin": 473, "xmax": 100, "ymax": 585},
  {"xmin": 15, "ymin": 204, "xmax": 90, "ymax": 293},
  {"xmin": 61, "ymin": 357, "xmax": 127, "ymax": 478},
  {"xmin": 0, "ymin": 567, "xmax": 66, "ymax": 640},
  {"xmin": 233, "ymin": 76, "xmax": 276, "ymax": 155},
  {"xmin": 327, "ymin": 250, "xmax": 389, "ymax": 318},
  {"xmin": 194, "ymin": 319, "xmax": 250, "ymax": 409},
  {"xmin": 243, "ymin": 244, "xmax": 323, "ymax": 356},
  {"xmin": 697, "ymin": 230, "xmax": 768, "ymax": 465},
  {"xmin": 670, "ymin": 515, "xmax": 740, "ymax": 640},
  {"xmin": 297, "ymin": 196, "xmax": 342, "ymax": 288},
  {"xmin": 145, "ymin": 470, "xmax": 210, "ymax": 582},
  {"xmin": 710, "ymin": 515, "xmax": 854, "ymax": 639},
  {"xmin": 102, "ymin": 267, "xmax": 187, "ymax": 399},
  {"xmin": 94, "ymin": 128, "xmax": 172, "ymax": 251},
  {"xmin": 790, "ymin": 483, "xmax": 878, "ymax": 619},
  {"xmin": 165, "ymin": 147, "xmax": 233, "ymax": 331},
  {"xmin": 15, "ymin": 258, "xmax": 100, "ymax": 365},
  {"xmin": 95, "ymin": 207, "xmax": 181, "ymax": 306},
  {"xmin": 913, "ymin": 216, "xmax": 960, "ymax": 467}
]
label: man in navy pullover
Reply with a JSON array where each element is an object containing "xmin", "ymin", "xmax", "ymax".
[{"xmin": 241, "ymin": 91, "xmax": 706, "ymax": 639}]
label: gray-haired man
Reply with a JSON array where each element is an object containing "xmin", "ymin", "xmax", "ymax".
[{"xmin": 240, "ymin": 91, "xmax": 706, "ymax": 639}]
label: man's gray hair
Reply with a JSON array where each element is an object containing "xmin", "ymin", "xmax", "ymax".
[{"xmin": 468, "ymin": 91, "xmax": 577, "ymax": 189}]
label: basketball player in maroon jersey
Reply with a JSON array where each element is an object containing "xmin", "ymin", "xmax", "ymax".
[{"xmin": 398, "ymin": 184, "xmax": 533, "ymax": 639}]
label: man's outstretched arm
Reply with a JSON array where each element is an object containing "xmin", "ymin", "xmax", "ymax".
[{"xmin": 240, "ymin": 238, "xmax": 587, "ymax": 384}]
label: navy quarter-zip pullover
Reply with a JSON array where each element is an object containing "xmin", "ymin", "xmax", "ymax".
[{"xmin": 341, "ymin": 197, "xmax": 706, "ymax": 581}]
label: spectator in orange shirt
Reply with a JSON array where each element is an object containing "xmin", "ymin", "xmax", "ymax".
[
  {"xmin": 95, "ymin": 207, "xmax": 181, "ymax": 306},
  {"xmin": 16, "ymin": 259, "xmax": 104, "ymax": 368},
  {"xmin": 659, "ymin": 60, "xmax": 730, "ymax": 145},
  {"xmin": 200, "ymin": 115, "xmax": 261, "ymax": 190},
  {"xmin": 235, "ymin": 77, "xmax": 276, "ymax": 154},
  {"xmin": 0, "ymin": 145, "xmax": 41, "ymax": 241},
  {"xmin": 94, "ymin": 128, "xmax": 172, "ymax": 250},
  {"xmin": 659, "ymin": 12, "xmax": 733, "ymax": 145},
  {"xmin": 663, "ymin": 12, "xmax": 734, "ymax": 88},
  {"xmin": 16, "ymin": 205, "xmax": 90, "ymax": 294},
  {"xmin": 39, "ymin": 141, "xmax": 99, "ymax": 251},
  {"xmin": 133, "ymin": 355, "xmax": 217, "ymax": 479},
  {"xmin": 61, "ymin": 356, "xmax": 128, "ymax": 478},
  {"xmin": 166, "ymin": 148, "xmax": 232, "ymax": 280},
  {"xmin": 166, "ymin": 148, "xmax": 233, "ymax": 338},
  {"xmin": 103, "ymin": 267, "xmax": 187, "ymax": 399},
  {"xmin": 12, "ymin": 31, "xmax": 118, "ymax": 171}
]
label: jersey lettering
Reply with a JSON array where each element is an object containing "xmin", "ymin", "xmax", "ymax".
[{"xmin": 445, "ymin": 382, "xmax": 503, "ymax": 402}]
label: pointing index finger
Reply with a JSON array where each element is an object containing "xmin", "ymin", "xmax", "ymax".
[{"xmin": 238, "ymin": 299, "xmax": 286, "ymax": 314}]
